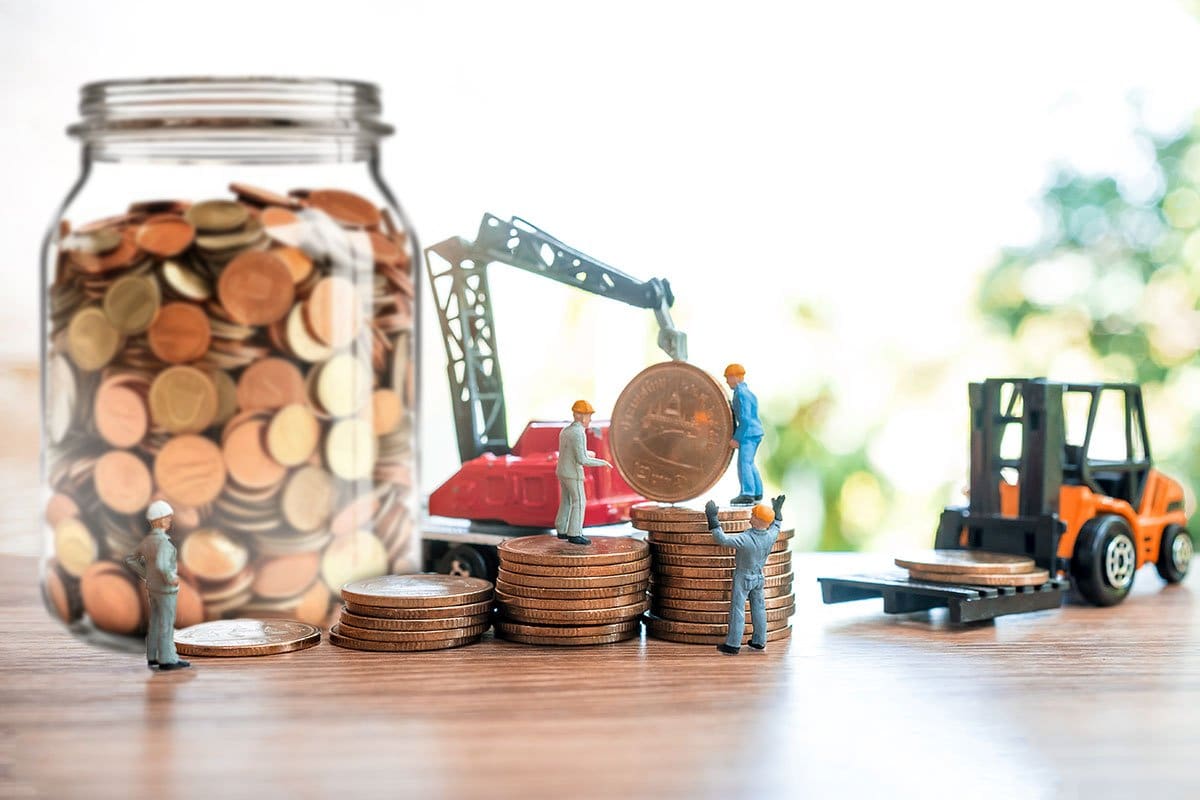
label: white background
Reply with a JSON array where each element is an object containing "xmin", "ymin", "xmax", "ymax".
[{"xmin": 2, "ymin": 0, "xmax": 1198, "ymax": 538}]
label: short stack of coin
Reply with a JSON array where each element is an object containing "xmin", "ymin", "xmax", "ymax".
[
  {"xmin": 493, "ymin": 536, "xmax": 649, "ymax": 646},
  {"xmin": 636, "ymin": 504, "xmax": 796, "ymax": 645},
  {"xmin": 42, "ymin": 185, "xmax": 417, "ymax": 637},
  {"xmin": 895, "ymin": 550, "xmax": 1049, "ymax": 586},
  {"xmin": 329, "ymin": 575, "xmax": 493, "ymax": 652}
]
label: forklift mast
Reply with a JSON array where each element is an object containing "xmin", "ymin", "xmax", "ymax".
[{"xmin": 425, "ymin": 214, "xmax": 687, "ymax": 463}]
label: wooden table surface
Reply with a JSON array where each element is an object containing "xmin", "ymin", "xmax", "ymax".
[{"xmin": 1, "ymin": 551, "xmax": 1198, "ymax": 799}]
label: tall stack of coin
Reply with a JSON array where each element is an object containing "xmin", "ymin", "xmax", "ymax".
[
  {"xmin": 329, "ymin": 575, "xmax": 492, "ymax": 652},
  {"xmin": 493, "ymin": 536, "xmax": 649, "ymax": 646},
  {"xmin": 636, "ymin": 504, "xmax": 796, "ymax": 645},
  {"xmin": 42, "ymin": 185, "xmax": 417, "ymax": 638}
]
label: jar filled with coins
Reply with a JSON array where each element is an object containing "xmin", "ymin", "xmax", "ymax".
[{"xmin": 39, "ymin": 78, "xmax": 418, "ymax": 647}]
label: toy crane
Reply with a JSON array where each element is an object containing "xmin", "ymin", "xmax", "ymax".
[{"xmin": 422, "ymin": 213, "xmax": 687, "ymax": 576}]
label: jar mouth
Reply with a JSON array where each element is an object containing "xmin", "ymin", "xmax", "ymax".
[{"xmin": 68, "ymin": 76, "xmax": 394, "ymax": 140}]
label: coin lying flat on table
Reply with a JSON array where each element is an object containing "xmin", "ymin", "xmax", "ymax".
[
  {"xmin": 493, "ymin": 618, "xmax": 641, "ymax": 639},
  {"xmin": 498, "ymin": 535, "xmax": 648, "ymax": 568},
  {"xmin": 647, "ymin": 624, "xmax": 793, "ymax": 646},
  {"xmin": 174, "ymin": 619, "xmax": 321, "ymax": 657},
  {"xmin": 331, "ymin": 622, "xmax": 489, "ymax": 643},
  {"xmin": 496, "ymin": 568, "xmax": 649, "ymax": 590},
  {"xmin": 643, "ymin": 614, "xmax": 791, "ymax": 637},
  {"xmin": 630, "ymin": 503, "xmax": 750, "ymax": 523},
  {"xmin": 494, "ymin": 627, "xmax": 640, "ymax": 647},
  {"xmin": 329, "ymin": 630, "xmax": 482, "ymax": 652},
  {"xmin": 338, "ymin": 610, "xmax": 491, "ymax": 632},
  {"xmin": 499, "ymin": 600, "xmax": 648, "ymax": 626},
  {"xmin": 342, "ymin": 599, "xmax": 493, "ymax": 620},
  {"xmin": 494, "ymin": 590, "xmax": 647, "ymax": 611},
  {"xmin": 501, "ymin": 556, "xmax": 651, "ymax": 577},
  {"xmin": 894, "ymin": 550, "xmax": 1037, "ymax": 575},
  {"xmin": 906, "ymin": 568, "xmax": 1051, "ymax": 587},
  {"xmin": 340, "ymin": 574, "xmax": 493, "ymax": 608},
  {"xmin": 495, "ymin": 580, "xmax": 647, "ymax": 600},
  {"xmin": 652, "ymin": 593, "xmax": 796, "ymax": 612},
  {"xmin": 635, "ymin": 520, "xmax": 752, "ymax": 534},
  {"xmin": 609, "ymin": 362, "xmax": 734, "ymax": 503}
]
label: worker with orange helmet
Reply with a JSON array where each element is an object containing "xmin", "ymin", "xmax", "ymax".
[
  {"xmin": 724, "ymin": 364, "xmax": 764, "ymax": 505},
  {"xmin": 705, "ymin": 495, "xmax": 785, "ymax": 654},
  {"xmin": 555, "ymin": 400, "xmax": 613, "ymax": 545}
]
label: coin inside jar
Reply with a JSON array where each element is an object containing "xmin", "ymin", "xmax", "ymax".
[
  {"xmin": 223, "ymin": 418, "xmax": 286, "ymax": 489},
  {"xmin": 217, "ymin": 250, "xmax": 295, "ymax": 326},
  {"xmin": 236, "ymin": 357, "xmax": 306, "ymax": 412},
  {"xmin": 316, "ymin": 352, "xmax": 371, "ymax": 417},
  {"xmin": 266, "ymin": 403, "xmax": 319, "ymax": 466},
  {"xmin": 304, "ymin": 276, "xmax": 363, "ymax": 348},
  {"xmin": 147, "ymin": 302, "xmax": 211, "ymax": 364},
  {"xmin": 325, "ymin": 418, "xmax": 376, "ymax": 481},
  {"xmin": 320, "ymin": 529, "xmax": 389, "ymax": 592},
  {"xmin": 93, "ymin": 450, "xmax": 153, "ymax": 514},
  {"xmin": 307, "ymin": 189, "xmax": 382, "ymax": 228},
  {"xmin": 281, "ymin": 465, "xmax": 336, "ymax": 532},
  {"xmin": 66, "ymin": 307, "xmax": 122, "ymax": 371},
  {"xmin": 185, "ymin": 199, "xmax": 249, "ymax": 233},
  {"xmin": 154, "ymin": 434, "xmax": 226, "ymax": 507},
  {"xmin": 180, "ymin": 528, "xmax": 249, "ymax": 583},
  {"xmin": 102, "ymin": 274, "xmax": 161, "ymax": 334},
  {"xmin": 94, "ymin": 376, "xmax": 149, "ymax": 448},
  {"xmin": 148, "ymin": 366, "xmax": 218, "ymax": 433},
  {"xmin": 136, "ymin": 214, "xmax": 195, "ymax": 258}
]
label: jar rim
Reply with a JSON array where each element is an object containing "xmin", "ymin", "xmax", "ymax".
[{"xmin": 68, "ymin": 76, "xmax": 394, "ymax": 140}]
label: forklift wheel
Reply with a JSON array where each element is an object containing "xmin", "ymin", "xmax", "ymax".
[
  {"xmin": 1071, "ymin": 515, "xmax": 1137, "ymax": 607},
  {"xmin": 436, "ymin": 545, "xmax": 490, "ymax": 579},
  {"xmin": 1156, "ymin": 524, "xmax": 1193, "ymax": 584}
]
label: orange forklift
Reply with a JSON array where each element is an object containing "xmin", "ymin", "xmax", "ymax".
[{"xmin": 821, "ymin": 378, "xmax": 1193, "ymax": 621}]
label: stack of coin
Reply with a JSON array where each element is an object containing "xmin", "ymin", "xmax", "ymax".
[
  {"xmin": 329, "ymin": 575, "xmax": 492, "ymax": 652},
  {"xmin": 42, "ymin": 185, "xmax": 417, "ymax": 637},
  {"xmin": 493, "ymin": 536, "xmax": 649, "ymax": 646},
  {"xmin": 895, "ymin": 550, "xmax": 1049, "ymax": 586},
  {"xmin": 636, "ymin": 504, "xmax": 796, "ymax": 645}
]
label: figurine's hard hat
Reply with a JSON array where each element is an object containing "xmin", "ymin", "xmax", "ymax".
[
  {"xmin": 724, "ymin": 363, "xmax": 746, "ymax": 378},
  {"xmin": 571, "ymin": 399, "xmax": 595, "ymax": 414},
  {"xmin": 146, "ymin": 500, "xmax": 174, "ymax": 521},
  {"xmin": 751, "ymin": 504, "xmax": 774, "ymax": 524}
]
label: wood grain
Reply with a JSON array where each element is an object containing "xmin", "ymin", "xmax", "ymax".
[{"xmin": 1, "ymin": 550, "xmax": 1199, "ymax": 798}]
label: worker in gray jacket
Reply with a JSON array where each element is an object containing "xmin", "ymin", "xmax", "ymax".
[
  {"xmin": 556, "ymin": 399, "xmax": 612, "ymax": 545},
  {"xmin": 706, "ymin": 494, "xmax": 785, "ymax": 654},
  {"xmin": 125, "ymin": 500, "xmax": 190, "ymax": 670}
]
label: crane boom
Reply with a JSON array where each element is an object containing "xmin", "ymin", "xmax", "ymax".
[{"xmin": 426, "ymin": 213, "xmax": 687, "ymax": 463}]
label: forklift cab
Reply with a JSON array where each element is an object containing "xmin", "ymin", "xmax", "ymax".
[{"xmin": 1060, "ymin": 384, "xmax": 1152, "ymax": 511}]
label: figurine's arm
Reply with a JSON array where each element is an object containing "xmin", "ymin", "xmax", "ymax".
[
  {"xmin": 124, "ymin": 550, "xmax": 147, "ymax": 580},
  {"xmin": 705, "ymin": 500, "xmax": 745, "ymax": 548},
  {"xmin": 572, "ymin": 426, "xmax": 610, "ymax": 468}
]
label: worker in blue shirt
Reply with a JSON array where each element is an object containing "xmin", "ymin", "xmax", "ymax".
[
  {"xmin": 706, "ymin": 495, "xmax": 785, "ymax": 654},
  {"xmin": 724, "ymin": 363, "xmax": 764, "ymax": 505}
]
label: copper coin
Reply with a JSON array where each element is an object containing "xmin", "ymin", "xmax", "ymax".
[
  {"xmin": 647, "ymin": 624, "xmax": 792, "ymax": 647},
  {"xmin": 223, "ymin": 418, "xmax": 286, "ymax": 489},
  {"xmin": 496, "ymin": 568, "xmax": 649, "ymax": 590},
  {"xmin": 281, "ymin": 465, "xmax": 335, "ymax": 532},
  {"xmin": 498, "ymin": 535, "xmax": 648, "ymax": 567},
  {"xmin": 136, "ymin": 214, "xmax": 195, "ymax": 257},
  {"xmin": 494, "ymin": 580, "xmax": 647, "ymax": 600},
  {"xmin": 67, "ymin": 307, "xmax": 122, "ymax": 371},
  {"xmin": 494, "ymin": 627, "xmax": 639, "ymax": 647},
  {"xmin": 102, "ymin": 274, "xmax": 161, "ymax": 334},
  {"xmin": 328, "ymin": 630, "xmax": 481, "ymax": 652},
  {"xmin": 894, "ymin": 550, "xmax": 1038, "ymax": 575},
  {"xmin": 174, "ymin": 619, "xmax": 321, "ymax": 657},
  {"xmin": 338, "ymin": 610, "xmax": 491, "ymax": 632},
  {"xmin": 341, "ymin": 574, "xmax": 493, "ymax": 609},
  {"xmin": 252, "ymin": 553, "xmax": 321, "ymax": 600},
  {"xmin": 295, "ymin": 582, "xmax": 334, "ymax": 627},
  {"xmin": 650, "ymin": 592, "xmax": 796, "ymax": 613},
  {"xmin": 229, "ymin": 182, "xmax": 297, "ymax": 208},
  {"xmin": 635, "ymin": 520, "xmax": 752, "ymax": 534},
  {"xmin": 906, "ymin": 567, "xmax": 1051, "ymax": 586},
  {"xmin": 307, "ymin": 189, "xmax": 382, "ymax": 228},
  {"xmin": 368, "ymin": 230, "xmax": 404, "ymax": 266},
  {"xmin": 94, "ymin": 377, "xmax": 148, "ymax": 448},
  {"xmin": 609, "ymin": 362, "xmax": 734, "ymax": 503},
  {"xmin": 492, "ymin": 587, "xmax": 648, "ymax": 614},
  {"xmin": 271, "ymin": 246, "xmax": 313, "ymax": 284},
  {"xmin": 97, "ymin": 229, "xmax": 140, "ymax": 271},
  {"xmin": 180, "ymin": 529, "xmax": 249, "ymax": 583},
  {"xmin": 54, "ymin": 517, "xmax": 98, "ymax": 578},
  {"xmin": 80, "ymin": 561, "xmax": 145, "ymax": 636},
  {"xmin": 644, "ymin": 613, "xmax": 790, "ymax": 637},
  {"xmin": 236, "ymin": 357, "xmax": 306, "ymax": 412},
  {"xmin": 154, "ymin": 434, "xmax": 226, "ymax": 506},
  {"xmin": 44, "ymin": 493, "xmax": 80, "ymax": 527},
  {"xmin": 371, "ymin": 388, "xmax": 402, "ymax": 435},
  {"xmin": 650, "ymin": 604, "xmax": 795, "ymax": 625},
  {"xmin": 175, "ymin": 579, "xmax": 205, "ymax": 628},
  {"xmin": 651, "ymin": 572, "xmax": 794, "ymax": 590},
  {"xmin": 148, "ymin": 366, "xmax": 218, "ymax": 433},
  {"xmin": 342, "ymin": 599, "xmax": 493, "ymax": 620},
  {"xmin": 501, "ymin": 556, "xmax": 651, "ymax": 577},
  {"xmin": 649, "ymin": 540, "xmax": 789, "ymax": 557},
  {"xmin": 42, "ymin": 564, "xmax": 81, "ymax": 623},
  {"xmin": 649, "ymin": 583, "xmax": 793, "ymax": 602},
  {"xmin": 147, "ymin": 302, "xmax": 211, "ymax": 364},
  {"xmin": 630, "ymin": 503, "xmax": 751, "ymax": 523},
  {"xmin": 93, "ymin": 450, "xmax": 153, "ymax": 514},
  {"xmin": 217, "ymin": 250, "xmax": 295, "ymax": 326},
  {"xmin": 655, "ymin": 561, "xmax": 791, "ymax": 579},
  {"xmin": 185, "ymin": 200, "xmax": 249, "ymax": 233},
  {"xmin": 653, "ymin": 551, "xmax": 792, "ymax": 568},
  {"xmin": 331, "ymin": 622, "xmax": 488, "ymax": 643},
  {"xmin": 261, "ymin": 206, "xmax": 303, "ymax": 245},
  {"xmin": 304, "ymin": 276, "xmax": 362, "ymax": 348},
  {"xmin": 497, "ymin": 601, "xmax": 647, "ymax": 625},
  {"xmin": 493, "ymin": 618, "xmax": 640, "ymax": 638}
]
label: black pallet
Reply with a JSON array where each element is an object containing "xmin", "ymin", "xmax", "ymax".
[{"xmin": 818, "ymin": 570, "xmax": 1069, "ymax": 623}]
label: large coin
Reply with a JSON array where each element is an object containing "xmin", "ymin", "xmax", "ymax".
[
  {"xmin": 906, "ymin": 568, "xmax": 1050, "ymax": 587},
  {"xmin": 649, "ymin": 583, "xmax": 793, "ymax": 602},
  {"xmin": 328, "ymin": 630, "xmax": 481, "ymax": 652},
  {"xmin": 330, "ymin": 622, "xmax": 489, "ymax": 643},
  {"xmin": 493, "ymin": 619, "xmax": 641, "ymax": 638},
  {"xmin": 498, "ymin": 600, "xmax": 647, "ymax": 625},
  {"xmin": 498, "ymin": 535, "xmax": 647, "ymax": 567},
  {"xmin": 494, "ymin": 579, "xmax": 647, "ymax": 600},
  {"xmin": 340, "ymin": 574, "xmax": 493, "ymax": 608},
  {"xmin": 894, "ymin": 550, "xmax": 1037, "ymax": 575},
  {"xmin": 630, "ymin": 503, "xmax": 750, "ymax": 523},
  {"xmin": 338, "ymin": 610, "xmax": 491, "ymax": 632},
  {"xmin": 646, "ymin": 623, "xmax": 793, "ymax": 646},
  {"xmin": 174, "ymin": 619, "xmax": 321, "ymax": 657},
  {"xmin": 651, "ymin": 604, "xmax": 795, "ymax": 624},
  {"xmin": 634, "ymin": 519, "xmax": 751, "ymax": 534},
  {"xmin": 609, "ymin": 362, "xmax": 733, "ymax": 503},
  {"xmin": 651, "ymin": 593, "xmax": 796, "ymax": 612},
  {"xmin": 494, "ymin": 627, "xmax": 640, "ymax": 647},
  {"xmin": 501, "ymin": 556, "xmax": 651, "ymax": 577},
  {"xmin": 496, "ymin": 568, "xmax": 649, "ymax": 590},
  {"xmin": 342, "ymin": 599, "xmax": 492, "ymax": 620},
  {"xmin": 494, "ymin": 590, "xmax": 647, "ymax": 611}
]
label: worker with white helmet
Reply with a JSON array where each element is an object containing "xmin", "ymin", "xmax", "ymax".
[
  {"xmin": 555, "ymin": 400, "xmax": 612, "ymax": 546},
  {"xmin": 124, "ymin": 499, "xmax": 190, "ymax": 670}
]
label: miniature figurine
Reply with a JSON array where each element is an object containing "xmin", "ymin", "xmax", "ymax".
[
  {"xmin": 706, "ymin": 495, "xmax": 785, "ymax": 654},
  {"xmin": 556, "ymin": 400, "xmax": 613, "ymax": 545},
  {"xmin": 125, "ymin": 500, "xmax": 190, "ymax": 670},
  {"xmin": 724, "ymin": 364, "xmax": 763, "ymax": 505}
]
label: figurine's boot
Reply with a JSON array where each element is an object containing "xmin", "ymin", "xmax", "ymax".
[
  {"xmin": 567, "ymin": 535, "xmax": 591, "ymax": 546},
  {"xmin": 158, "ymin": 660, "xmax": 191, "ymax": 670},
  {"xmin": 748, "ymin": 642, "xmax": 766, "ymax": 651},
  {"xmin": 752, "ymin": 495, "xmax": 762, "ymax": 502},
  {"xmin": 716, "ymin": 644, "xmax": 740, "ymax": 655},
  {"xmin": 556, "ymin": 532, "xmax": 569, "ymax": 540},
  {"xmin": 730, "ymin": 494, "xmax": 755, "ymax": 506},
  {"xmin": 147, "ymin": 660, "xmax": 158, "ymax": 668}
]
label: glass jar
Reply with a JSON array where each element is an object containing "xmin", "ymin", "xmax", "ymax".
[{"xmin": 38, "ymin": 77, "xmax": 419, "ymax": 648}]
